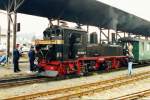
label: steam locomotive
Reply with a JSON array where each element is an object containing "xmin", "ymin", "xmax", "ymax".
[{"xmin": 35, "ymin": 26, "xmax": 128, "ymax": 77}]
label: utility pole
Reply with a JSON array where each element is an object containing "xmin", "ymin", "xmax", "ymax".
[
  {"xmin": 6, "ymin": 13, "xmax": 11, "ymax": 63},
  {"xmin": 6, "ymin": 0, "xmax": 24, "ymax": 64},
  {"xmin": 12, "ymin": 0, "xmax": 18, "ymax": 51},
  {"xmin": 0, "ymin": 25, "xmax": 1, "ymax": 43},
  {"xmin": 12, "ymin": 12, "xmax": 17, "ymax": 50}
]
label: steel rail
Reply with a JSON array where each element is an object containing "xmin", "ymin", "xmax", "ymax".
[
  {"xmin": 111, "ymin": 89, "xmax": 150, "ymax": 100},
  {"xmin": 0, "ymin": 64, "xmax": 149, "ymax": 89},
  {"xmin": 0, "ymin": 67, "xmax": 130, "ymax": 89},
  {"xmin": 5, "ymin": 71, "xmax": 150, "ymax": 100},
  {"xmin": 0, "ymin": 76, "xmax": 48, "ymax": 88}
]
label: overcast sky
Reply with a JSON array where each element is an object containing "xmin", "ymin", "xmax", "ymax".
[
  {"xmin": 0, "ymin": 0, "xmax": 150, "ymax": 35},
  {"xmin": 99, "ymin": 0, "xmax": 150, "ymax": 21}
]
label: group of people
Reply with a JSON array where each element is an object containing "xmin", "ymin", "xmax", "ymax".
[{"xmin": 13, "ymin": 45, "xmax": 35, "ymax": 73}]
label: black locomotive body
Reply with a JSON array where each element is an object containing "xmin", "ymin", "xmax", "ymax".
[
  {"xmin": 87, "ymin": 44, "xmax": 123, "ymax": 56},
  {"xmin": 35, "ymin": 26, "xmax": 127, "ymax": 77},
  {"xmin": 36, "ymin": 26, "xmax": 87, "ymax": 61}
]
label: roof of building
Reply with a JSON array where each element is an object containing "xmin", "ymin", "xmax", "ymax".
[{"xmin": 0, "ymin": 0, "xmax": 150, "ymax": 36}]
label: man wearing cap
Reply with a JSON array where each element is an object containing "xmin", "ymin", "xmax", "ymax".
[
  {"xmin": 13, "ymin": 44, "xmax": 21, "ymax": 72},
  {"xmin": 28, "ymin": 46, "xmax": 35, "ymax": 72}
]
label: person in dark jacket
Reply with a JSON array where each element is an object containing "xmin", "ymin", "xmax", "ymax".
[
  {"xmin": 28, "ymin": 46, "xmax": 35, "ymax": 71},
  {"xmin": 13, "ymin": 45, "xmax": 21, "ymax": 72}
]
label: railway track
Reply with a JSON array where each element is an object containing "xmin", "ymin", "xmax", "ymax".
[
  {"xmin": 111, "ymin": 89, "xmax": 150, "ymax": 100},
  {"xmin": 1, "ymin": 63, "xmax": 149, "ymax": 89},
  {"xmin": 0, "ymin": 67, "xmax": 128, "ymax": 89},
  {"xmin": 0, "ymin": 76, "xmax": 48, "ymax": 88},
  {"xmin": 5, "ymin": 71, "xmax": 150, "ymax": 100}
]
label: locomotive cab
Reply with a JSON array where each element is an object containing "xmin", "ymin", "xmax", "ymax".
[
  {"xmin": 35, "ymin": 26, "xmax": 87, "ymax": 62},
  {"xmin": 35, "ymin": 26, "xmax": 87, "ymax": 77}
]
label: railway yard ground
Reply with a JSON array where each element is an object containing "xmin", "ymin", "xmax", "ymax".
[
  {"xmin": 0, "ymin": 60, "xmax": 149, "ymax": 99},
  {"xmin": 1, "ymin": 0, "xmax": 150, "ymax": 100},
  {"xmin": 0, "ymin": 58, "xmax": 35, "ymax": 79}
]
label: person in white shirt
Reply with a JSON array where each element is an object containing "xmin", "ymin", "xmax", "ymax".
[{"xmin": 127, "ymin": 42, "xmax": 134, "ymax": 75}]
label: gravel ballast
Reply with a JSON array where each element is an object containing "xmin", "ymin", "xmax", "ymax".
[{"xmin": 0, "ymin": 66, "xmax": 150, "ymax": 99}]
